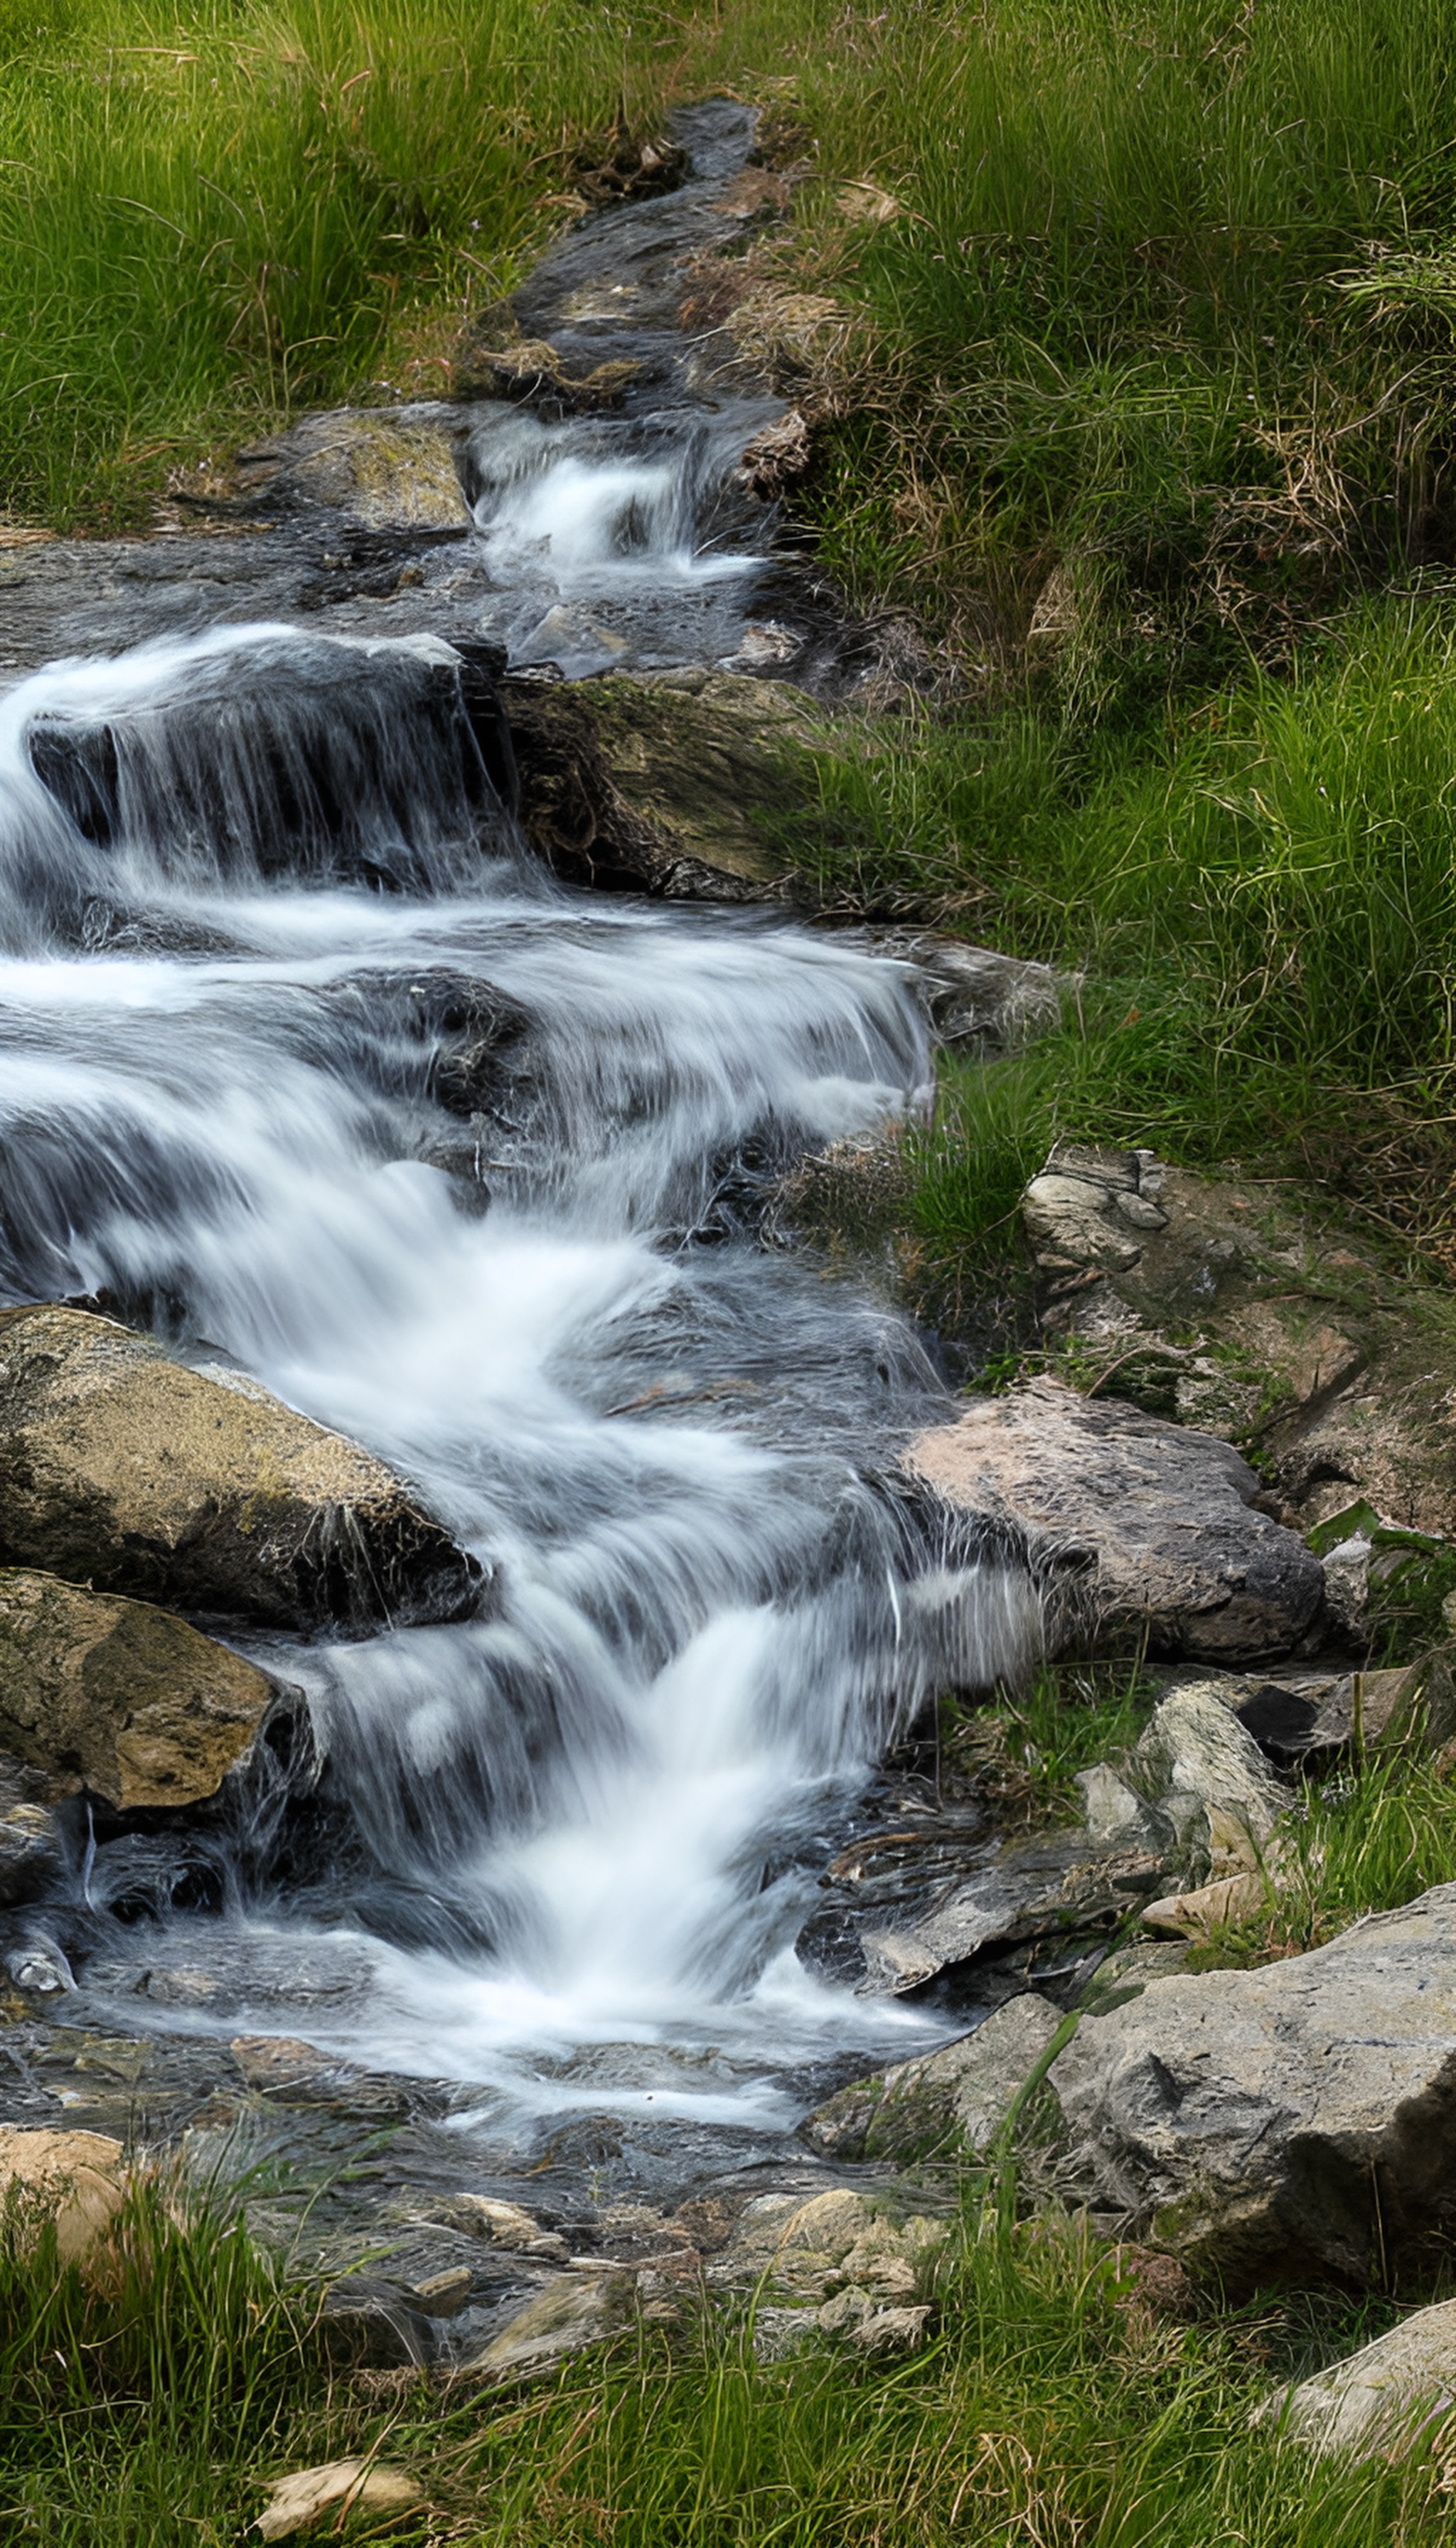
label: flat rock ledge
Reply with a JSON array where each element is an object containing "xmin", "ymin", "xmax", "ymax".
[
  {"xmin": 905, "ymin": 1376, "xmax": 1324, "ymax": 1663},
  {"xmin": 0, "ymin": 1304, "xmax": 479, "ymax": 1632},
  {"xmin": 1047, "ymin": 1882, "xmax": 1456, "ymax": 2293},
  {"xmin": 0, "ymin": 1565, "xmax": 303, "ymax": 1814}
]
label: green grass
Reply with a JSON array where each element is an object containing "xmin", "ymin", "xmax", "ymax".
[
  {"xmin": 4, "ymin": 2164, "xmax": 1449, "ymax": 2544},
  {"xmin": 0, "ymin": 0, "xmax": 721, "ymax": 528},
  {"xmin": 786, "ymin": 599, "xmax": 1456, "ymax": 1280},
  {"xmin": 943, "ymin": 1659, "xmax": 1159, "ymax": 1826}
]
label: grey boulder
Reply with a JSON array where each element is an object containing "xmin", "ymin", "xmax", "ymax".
[
  {"xmin": 1048, "ymin": 1883, "xmax": 1456, "ymax": 2292},
  {"xmin": 906, "ymin": 1376, "xmax": 1324, "ymax": 1662}
]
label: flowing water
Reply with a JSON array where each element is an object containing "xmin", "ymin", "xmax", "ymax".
[{"xmin": 0, "ymin": 114, "xmax": 1040, "ymax": 2145}]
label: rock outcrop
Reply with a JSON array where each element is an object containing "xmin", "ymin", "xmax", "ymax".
[
  {"xmin": 905, "ymin": 1376, "xmax": 1324, "ymax": 1662},
  {"xmin": 1047, "ymin": 1882, "xmax": 1456, "ymax": 2293},
  {"xmin": 803, "ymin": 1993, "xmax": 1064, "ymax": 2163},
  {"xmin": 0, "ymin": 1566, "xmax": 303, "ymax": 1811},
  {"xmin": 1024, "ymin": 1145, "xmax": 1456, "ymax": 1553},
  {"xmin": 0, "ymin": 1305, "xmax": 480, "ymax": 1631}
]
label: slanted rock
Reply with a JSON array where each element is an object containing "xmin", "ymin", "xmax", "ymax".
[
  {"xmin": 0, "ymin": 2126, "xmax": 125, "ymax": 2261},
  {"xmin": 1273, "ymin": 2298, "xmax": 1456, "ymax": 2458},
  {"xmin": 0, "ymin": 1305, "xmax": 479, "ymax": 1631},
  {"xmin": 469, "ymin": 2270, "xmax": 634, "ymax": 2377},
  {"xmin": 0, "ymin": 1568, "xmax": 304, "ymax": 1811},
  {"xmin": 854, "ymin": 1831, "xmax": 1163, "ymax": 1999},
  {"xmin": 905, "ymin": 1377, "xmax": 1324, "ymax": 1662},
  {"xmin": 1047, "ymin": 1881, "xmax": 1456, "ymax": 2293},
  {"xmin": 803, "ymin": 1993, "xmax": 1064, "ymax": 2162}
]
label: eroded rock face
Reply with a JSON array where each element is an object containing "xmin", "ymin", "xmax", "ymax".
[
  {"xmin": 905, "ymin": 1376, "xmax": 1324, "ymax": 1662},
  {"xmin": 0, "ymin": 1567, "xmax": 302, "ymax": 1811},
  {"xmin": 1048, "ymin": 1883, "xmax": 1456, "ymax": 2293},
  {"xmin": 1025, "ymin": 1148, "xmax": 1456, "ymax": 1548},
  {"xmin": 0, "ymin": 1305, "xmax": 479, "ymax": 1630}
]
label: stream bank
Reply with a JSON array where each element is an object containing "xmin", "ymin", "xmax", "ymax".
[{"xmin": 4, "ymin": 96, "xmax": 1456, "ymax": 2453}]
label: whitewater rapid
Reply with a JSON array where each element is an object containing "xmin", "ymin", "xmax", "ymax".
[{"xmin": 0, "ymin": 557, "xmax": 1036, "ymax": 2132}]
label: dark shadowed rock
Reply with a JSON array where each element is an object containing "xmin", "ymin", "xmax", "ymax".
[
  {"xmin": 1047, "ymin": 1882, "xmax": 1456, "ymax": 2293},
  {"xmin": 0, "ymin": 1566, "xmax": 304, "ymax": 1810},
  {"xmin": 906, "ymin": 1376, "xmax": 1324, "ymax": 1662},
  {"xmin": 0, "ymin": 1304, "xmax": 480, "ymax": 1631}
]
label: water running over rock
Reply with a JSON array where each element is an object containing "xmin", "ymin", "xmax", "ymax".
[{"xmin": 0, "ymin": 105, "xmax": 1041, "ymax": 2143}]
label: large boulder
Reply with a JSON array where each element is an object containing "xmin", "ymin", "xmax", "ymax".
[
  {"xmin": 905, "ymin": 1376, "xmax": 1324, "ymax": 1662},
  {"xmin": 0, "ymin": 1305, "xmax": 479, "ymax": 1631},
  {"xmin": 1047, "ymin": 1882, "xmax": 1456, "ymax": 2293},
  {"xmin": 0, "ymin": 1566, "xmax": 302, "ymax": 1811}
]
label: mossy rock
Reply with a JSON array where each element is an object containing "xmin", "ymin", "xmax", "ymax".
[
  {"xmin": 0, "ymin": 1304, "xmax": 478, "ymax": 1631},
  {"xmin": 503, "ymin": 669, "xmax": 818, "ymax": 898},
  {"xmin": 0, "ymin": 1565, "xmax": 300, "ymax": 1811}
]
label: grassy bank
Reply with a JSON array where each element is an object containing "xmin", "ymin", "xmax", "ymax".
[
  {"xmin": 783, "ymin": 598, "xmax": 1456, "ymax": 1283},
  {"xmin": 4, "ymin": 2170, "xmax": 1443, "ymax": 2545}
]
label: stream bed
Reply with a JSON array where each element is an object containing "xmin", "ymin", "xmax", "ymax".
[{"xmin": 0, "ymin": 104, "xmax": 1044, "ymax": 2296}]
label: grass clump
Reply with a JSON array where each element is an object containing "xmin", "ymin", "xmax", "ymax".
[{"xmin": 941, "ymin": 1659, "xmax": 1158, "ymax": 1827}]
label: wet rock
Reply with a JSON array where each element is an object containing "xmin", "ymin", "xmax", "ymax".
[
  {"xmin": 0, "ymin": 1303, "xmax": 479, "ymax": 1631},
  {"xmin": 803, "ymin": 1993, "xmax": 1064, "ymax": 2163},
  {"xmin": 1271, "ymin": 2298, "xmax": 1456, "ymax": 2457},
  {"xmin": 319, "ymin": 2279, "xmax": 437, "ymax": 2369},
  {"xmin": 0, "ymin": 1762, "xmax": 63, "ymax": 1906},
  {"xmin": 450, "ymin": 2193, "xmax": 570, "ymax": 2262},
  {"xmin": 853, "ymin": 930, "xmax": 1064, "ymax": 1055},
  {"xmin": 0, "ymin": 2125, "xmax": 124, "ymax": 2261},
  {"xmin": 469, "ymin": 2269, "xmax": 633, "ymax": 2377},
  {"xmin": 0, "ymin": 1567, "xmax": 304, "ymax": 1811},
  {"xmin": 1047, "ymin": 1880, "xmax": 1456, "ymax": 2293},
  {"xmin": 228, "ymin": 406, "xmax": 471, "ymax": 532},
  {"xmin": 854, "ymin": 1831, "xmax": 1162, "ymax": 1997},
  {"xmin": 905, "ymin": 1377, "xmax": 1324, "ymax": 1662},
  {"xmin": 503, "ymin": 668, "xmax": 811, "ymax": 898}
]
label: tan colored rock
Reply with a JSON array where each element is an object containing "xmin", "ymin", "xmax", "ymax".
[
  {"xmin": 0, "ymin": 1304, "xmax": 478, "ymax": 1630},
  {"xmin": 1272, "ymin": 2298, "xmax": 1456, "ymax": 2457},
  {"xmin": 451, "ymin": 2193, "xmax": 569, "ymax": 2261},
  {"xmin": 709, "ymin": 2188, "xmax": 946, "ymax": 2302},
  {"xmin": 906, "ymin": 1376, "xmax": 1324, "ymax": 1662},
  {"xmin": 470, "ymin": 2269, "xmax": 632, "ymax": 2377},
  {"xmin": 0, "ymin": 1568, "xmax": 300, "ymax": 1809},
  {"xmin": 256, "ymin": 2459, "xmax": 422, "ymax": 2542},
  {"xmin": 0, "ymin": 2126, "xmax": 124, "ymax": 2261},
  {"xmin": 1140, "ymin": 1870, "xmax": 1267, "ymax": 1941}
]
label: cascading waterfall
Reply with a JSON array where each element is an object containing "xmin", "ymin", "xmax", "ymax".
[{"xmin": 0, "ymin": 547, "xmax": 1037, "ymax": 2131}]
